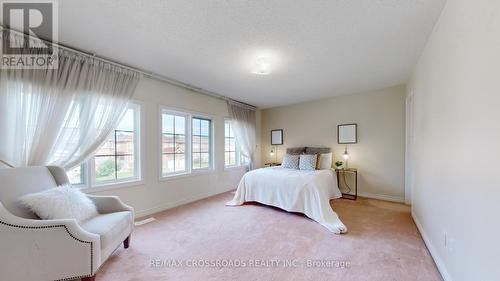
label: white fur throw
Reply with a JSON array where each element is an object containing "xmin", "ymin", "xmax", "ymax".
[{"xmin": 19, "ymin": 184, "xmax": 98, "ymax": 223}]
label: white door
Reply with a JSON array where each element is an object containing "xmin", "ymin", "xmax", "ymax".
[{"xmin": 405, "ymin": 93, "xmax": 414, "ymax": 205}]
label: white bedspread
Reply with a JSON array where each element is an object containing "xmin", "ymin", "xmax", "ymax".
[{"xmin": 226, "ymin": 167, "xmax": 347, "ymax": 234}]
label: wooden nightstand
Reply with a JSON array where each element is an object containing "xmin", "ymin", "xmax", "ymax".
[
  {"xmin": 264, "ymin": 162, "xmax": 281, "ymax": 167},
  {"xmin": 335, "ymin": 168, "xmax": 358, "ymax": 200}
]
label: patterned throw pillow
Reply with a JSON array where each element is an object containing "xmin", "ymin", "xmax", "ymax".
[
  {"xmin": 299, "ymin": 154, "xmax": 318, "ymax": 170},
  {"xmin": 282, "ymin": 154, "xmax": 300, "ymax": 169}
]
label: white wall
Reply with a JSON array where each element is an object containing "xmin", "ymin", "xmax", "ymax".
[
  {"xmin": 407, "ymin": 1, "xmax": 500, "ymax": 280},
  {"xmin": 87, "ymin": 78, "xmax": 250, "ymax": 217},
  {"xmin": 260, "ymin": 85, "xmax": 406, "ymax": 202}
]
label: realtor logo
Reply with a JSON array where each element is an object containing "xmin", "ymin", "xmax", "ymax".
[{"xmin": 0, "ymin": 0, "xmax": 58, "ymax": 69}]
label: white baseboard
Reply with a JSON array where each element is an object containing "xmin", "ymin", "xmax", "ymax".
[
  {"xmin": 411, "ymin": 210, "xmax": 452, "ymax": 281},
  {"xmin": 357, "ymin": 191, "xmax": 405, "ymax": 203},
  {"xmin": 134, "ymin": 187, "xmax": 232, "ymax": 218},
  {"xmin": 134, "ymin": 217, "xmax": 156, "ymax": 226}
]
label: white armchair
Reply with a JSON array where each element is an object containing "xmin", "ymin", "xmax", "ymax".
[{"xmin": 0, "ymin": 166, "xmax": 134, "ymax": 281}]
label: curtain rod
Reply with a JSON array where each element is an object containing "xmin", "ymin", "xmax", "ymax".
[{"xmin": 0, "ymin": 26, "xmax": 258, "ymax": 111}]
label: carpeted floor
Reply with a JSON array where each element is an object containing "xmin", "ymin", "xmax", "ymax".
[{"xmin": 96, "ymin": 192, "xmax": 442, "ymax": 281}]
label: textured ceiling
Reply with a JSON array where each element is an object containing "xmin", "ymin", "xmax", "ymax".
[{"xmin": 59, "ymin": 0, "xmax": 446, "ymax": 108}]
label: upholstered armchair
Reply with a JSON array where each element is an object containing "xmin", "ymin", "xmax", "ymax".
[{"xmin": 0, "ymin": 166, "xmax": 134, "ymax": 281}]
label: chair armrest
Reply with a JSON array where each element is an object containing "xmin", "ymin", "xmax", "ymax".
[
  {"xmin": 0, "ymin": 202, "xmax": 101, "ymax": 280},
  {"xmin": 86, "ymin": 195, "xmax": 134, "ymax": 214},
  {"xmin": 0, "ymin": 202, "xmax": 100, "ymax": 246}
]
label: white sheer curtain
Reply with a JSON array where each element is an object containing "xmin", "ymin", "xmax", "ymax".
[
  {"xmin": 0, "ymin": 30, "xmax": 141, "ymax": 169},
  {"xmin": 227, "ymin": 101, "xmax": 257, "ymax": 169}
]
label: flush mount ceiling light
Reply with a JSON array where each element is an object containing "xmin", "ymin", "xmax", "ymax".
[
  {"xmin": 243, "ymin": 49, "xmax": 282, "ymax": 76},
  {"xmin": 252, "ymin": 57, "xmax": 272, "ymax": 75}
]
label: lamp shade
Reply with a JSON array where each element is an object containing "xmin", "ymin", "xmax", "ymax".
[{"xmin": 343, "ymin": 146, "xmax": 349, "ymax": 160}]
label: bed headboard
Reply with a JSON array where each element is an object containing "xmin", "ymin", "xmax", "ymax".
[
  {"xmin": 286, "ymin": 147, "xmax": 331, "ymax": 154},
  {"xmin": 286, "ymin": 147, "xmax": 306, "ymax": 154}
]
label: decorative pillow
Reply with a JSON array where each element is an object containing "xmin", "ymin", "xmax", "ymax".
[
  {"xmin": 299, "ymin": 154, "xmax": 318, "ymax": 170},
  {"xmin": 318, "ymin": 152, "xmax": 333, "ymax": 169},
  {"xmin": 301, "ymin": 152, "xmax": 321, "ymax": 169},
  {"xmin": 282, "ymin": 154, "xmax": 300, "ymax": 169},
  {"xmin": 19, "ymin": 184, "xmax": 98, "ymax": 223}
]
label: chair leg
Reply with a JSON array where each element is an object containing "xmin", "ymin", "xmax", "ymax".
[
  {"xmin": 124, "ymin": 235, "xmax": 130, "ymax": 249},
  {"xmin": 82, "ymin": 275, "xmax": 95, "ymax": 281}
]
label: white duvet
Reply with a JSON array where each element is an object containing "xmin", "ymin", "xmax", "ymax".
[{"xmin": 226, "ymin": 167, "xmax": 347, "ymax": 234}]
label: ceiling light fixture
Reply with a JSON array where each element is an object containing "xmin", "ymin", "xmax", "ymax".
[{"xmin": 252, "ymin": 57, "xmax": 272, "ymax": 75}]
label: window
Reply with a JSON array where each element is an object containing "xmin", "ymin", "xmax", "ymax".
[
  {"xmin": 68, "ymin": 103, "xmax": 141, "ymax": 188},
  {"xmin": 192, "ymin": 117, "xmax": 212, "ymax": 170},
  {"xmin": 161, "ymin": 112, "xmax": 187, "ymax": 175},
  {"xmin": 94, "ymin": 107, "xmax": 138, "ymax": 183},
  {"xmin": 225, "ymin": 121, "xmax": 237, "ymax": 166},
  {"xmin": 161, "ymin": 107, "xmax": 214, "ymax": 178},
  {"xmin": 240, "ymin": 154, "xmax": 250, "ymax": 165},
  {"xmin": 67, "ymin": 164, "xmax": 86, "ymax": 185},
  {"xmin": 225, "ymin": 120, "xmax": 248, "ymax": 167}
]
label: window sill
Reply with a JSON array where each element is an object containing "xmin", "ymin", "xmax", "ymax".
[
  {"xmin": 224, "ymin": 165, "xmax": 248, "ymax": 171},
  {"xmin": 81, "ymin": 179, "xmax": 145, "ymax": 194},
  {"xmin": 192, "ymin": 168, "xmax": 216, "ymax": 175},
  {"xmin": 160, "ymin": 169, "xmax": 216, "ymax": 182}
]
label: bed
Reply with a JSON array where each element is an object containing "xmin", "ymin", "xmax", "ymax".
[{"xmin": 226, "ymin": 148, "xmax": 347, "ymax": 234}]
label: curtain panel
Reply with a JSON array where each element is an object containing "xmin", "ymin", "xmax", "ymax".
[
  {"xmin": 0, "ymin": 30, "xmax": 141, "ymax": 169},
  {"xmin": 227, "ymin": 102, "xmax": 257, "ymax": 170}
]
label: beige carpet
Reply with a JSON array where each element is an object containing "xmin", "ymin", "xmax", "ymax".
[{"xmin": 97, "ymin": 192, "xmax": 442, "ymax": 281}]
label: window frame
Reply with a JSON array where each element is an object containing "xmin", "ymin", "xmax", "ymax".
[
  {"xmin": 191, "ymin": 117, "xmax": 213, "ymax": 172},
  {"xmin": 69, "ymin": 102, "xmax": 143, "ymax": 191},
  {"xmin": 68, "ymin": 162, "xmax": 87, "ymax": 187},
  {"xmin": 160, "ymin": 109, "xmax": 190, "ymax": 177},
  {"xmin": 224, "ymin": 119, "xmax": 249, "ymax": 169},
  {"xmin": 159, "ymin": 105, "xmax": 215, "ymax": 180}
]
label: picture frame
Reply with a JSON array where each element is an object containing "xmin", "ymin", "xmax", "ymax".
[
  {"xmin": 338, "ymin": 123, "xmax": 357, "ymax": 144},
  {"xmin": 271, "ymin": 129, "xmax": 283, "ymax": 145}
]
